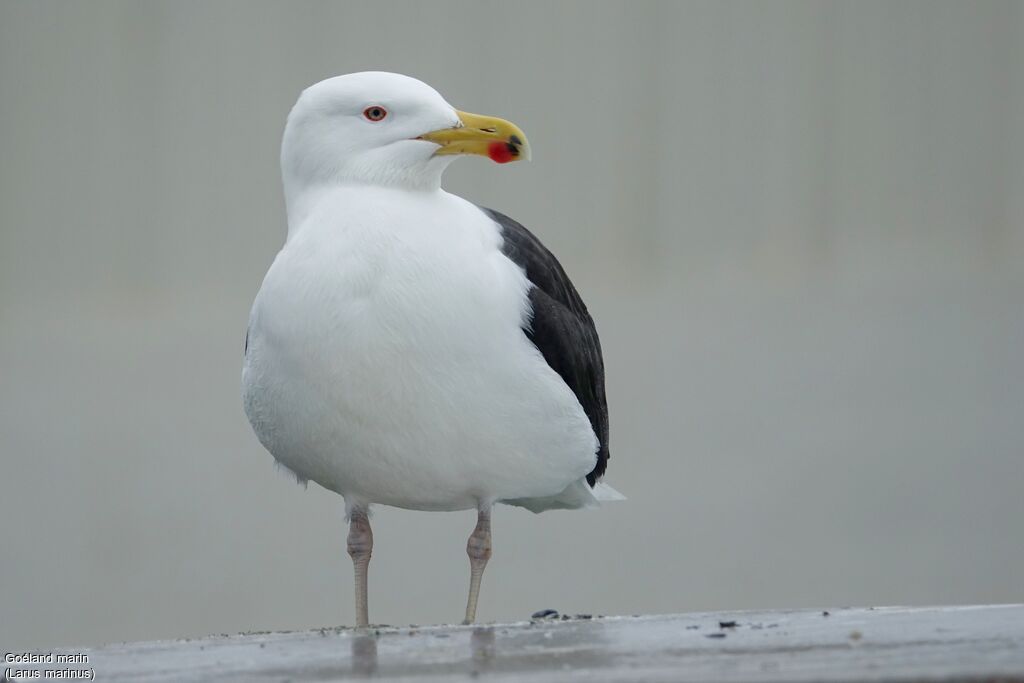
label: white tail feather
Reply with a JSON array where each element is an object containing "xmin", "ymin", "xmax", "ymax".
[
  {"xmin": 591, "ymin": 481, "xmax": 626, "ymax": 502},
  {"xmin": 502, "ymin": 478, "xmax": 626, "ymax": 513}
]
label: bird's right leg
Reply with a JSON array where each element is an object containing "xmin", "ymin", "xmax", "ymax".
[
  {"xmin": 347, "ymin": 506, "xmax": 373, "ymax": 628},
  {"xmin": 463, "ymin": 505, "xmax": 492, "ymax": 624}
]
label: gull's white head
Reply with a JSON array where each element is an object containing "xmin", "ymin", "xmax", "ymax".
[{"xmin": 281, "ymin": 72, "xmax": 530, "ymax": 204}]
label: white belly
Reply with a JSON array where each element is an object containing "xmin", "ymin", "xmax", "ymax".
[{"xmin": 242, "ymin": 188, "xmax": 597, "ymax": 511}]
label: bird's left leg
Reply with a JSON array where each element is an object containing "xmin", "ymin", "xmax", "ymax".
[
  {"xmin": 463, "ymin": 505, "xmax": 492, "ymax": 625},
  {"xmin": 347, "ymin": 506, "xmax": 373, "ymax": 628}
]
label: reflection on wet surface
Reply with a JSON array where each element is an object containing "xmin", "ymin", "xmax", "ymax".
[
  {"xmin": 359, "ymin": 618, "xmax": 613, "ymax": 678},
  {"xmin": 350, "ymin": 632, "xmax": 378, "ymax": 677},
  {"xmin": 470, "ymin": 627, "xmax": 495, "ymax": 671},
  {"xmin": 325, "ymin": 618, "xmax": 615, "ymax": 679}
]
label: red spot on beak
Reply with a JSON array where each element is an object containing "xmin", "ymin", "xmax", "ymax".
[{"xmin": 487, "ymin": 141, "xmax": 515, "ymax": 164}]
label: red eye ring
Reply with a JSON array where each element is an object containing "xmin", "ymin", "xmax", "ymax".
[{"xmin": 363, "ymin": 106, "xmax": 387, "ymax": 122}]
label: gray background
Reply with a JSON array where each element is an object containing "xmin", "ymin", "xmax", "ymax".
[{"xmin": 1, "ymin": 1, "xmax": 1021, "ymax": 651}]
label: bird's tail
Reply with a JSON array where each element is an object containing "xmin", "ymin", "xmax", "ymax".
[
  {"xmin": 501, "ymin": 478, "xmax": 626, "ymax": 513},
  {"xmin": 591, "ymin": 481, "xmax": 626, "ymax": 502}
]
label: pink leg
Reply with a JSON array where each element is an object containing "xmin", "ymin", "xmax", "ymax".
[
  {"xmin": 463, "ymin": 506, "xmax": 492, "ymax": 624},
  {"xmin": 347, "ymin": 508, "xmax": 373, "ymax": 628}
]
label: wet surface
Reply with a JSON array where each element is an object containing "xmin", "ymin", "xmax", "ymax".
[{"xmin": 32, "ymin": 605, "xmax": 1024, "ymax": 682}]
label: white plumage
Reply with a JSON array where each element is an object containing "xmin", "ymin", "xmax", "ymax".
[{"xmin": 243, "ymin": 184, "xmax": 599, "ymax": 511}]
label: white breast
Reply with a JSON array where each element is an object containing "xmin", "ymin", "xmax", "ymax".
[{"xmin": 242, "ymin": 186, "xmax": 597, "ymax": 511}]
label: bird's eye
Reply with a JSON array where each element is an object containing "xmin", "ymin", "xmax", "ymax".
[{"xmin": 363, "ymin": 106, "xmax": 387, "ymax": 122}]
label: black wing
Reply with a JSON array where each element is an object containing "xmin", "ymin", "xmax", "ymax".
[{"xmin": 482, "ymin": 207, "xmax": 610, "ymax": 486}]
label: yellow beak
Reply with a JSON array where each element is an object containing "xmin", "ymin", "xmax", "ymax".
[{"xmin": 417, "ymin": 110, "xmax": 530, "ymax": 164}]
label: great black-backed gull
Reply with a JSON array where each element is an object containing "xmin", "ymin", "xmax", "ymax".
[{"xmin": 243, "ymin": 72, "xmax": 622, "ymax": 627}]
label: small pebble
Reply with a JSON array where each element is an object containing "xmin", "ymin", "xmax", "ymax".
[{"xmin": 531, "ymin": 609, "xmax": 559, "ymax": 620}]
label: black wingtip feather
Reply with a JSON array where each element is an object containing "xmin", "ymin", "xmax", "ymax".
[{"xmin": 482, "ymin": 207, "xmax": 610, "ymax": 487}]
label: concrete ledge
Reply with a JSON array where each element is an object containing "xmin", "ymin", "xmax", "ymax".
[{"xmin": 8, "ymin": 605, "xmax": 1024, "ymax": 682}]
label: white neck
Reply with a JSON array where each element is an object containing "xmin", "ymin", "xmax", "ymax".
[{"xmin": 281, "ymin": 150, "xmax": 456, "ymax": 232}]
